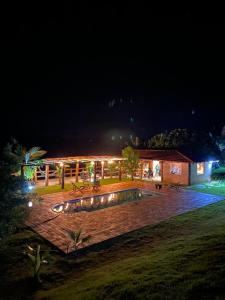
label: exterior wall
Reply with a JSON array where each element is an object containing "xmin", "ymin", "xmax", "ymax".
[
  {"xmin": 162, "ymin": 161, "xmax": 190, "ymax": 185},
  {"xmin": 190, "ymin": 162, "xmax": 212, "ymax": 185}
]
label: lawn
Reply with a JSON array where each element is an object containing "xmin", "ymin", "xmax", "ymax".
[
  {"xmin": 34, "ymin": 178, "xmax": 131, "ymax": 195},
  {"xmin": 2, "ymin": 198, "xmax": 225, "ymax": 299},
  {"xmin": 189, "ymin": 181, "xmax": 225, "ymax": 196},
  {"xmin": 212, "ymin": 166, "xmax": 225, "ymax": 175},
  {"xmin": 188, "ymin": 166, "xmax": 225, "ymax": 196}
]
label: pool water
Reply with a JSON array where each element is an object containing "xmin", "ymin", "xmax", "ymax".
[{"xmin": 52, "ymin": 188, "xmax": 158, "ymax": 213}]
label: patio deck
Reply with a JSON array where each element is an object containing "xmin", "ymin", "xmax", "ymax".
[{"xmin": 26, "ymin": 181, "xmax": 224, "ymax": 253}]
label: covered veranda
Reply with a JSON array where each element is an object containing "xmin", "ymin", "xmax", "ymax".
[{"xmin": 22, "ymin": 155, "xmax": 126, "ymax": 189}]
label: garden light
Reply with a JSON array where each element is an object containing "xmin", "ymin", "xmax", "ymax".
[
  {"xmin": 28, "ymin": 185, "xmax": 34, "ymax": 191},
  {"xmin": 28, "ymin": 201, "xmax": 33, "ymax": 207}
]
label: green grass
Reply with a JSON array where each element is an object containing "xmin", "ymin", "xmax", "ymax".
[
  {"xmin": 34, "ymin": 178, "xmax": 131, "ymax": 195},
  {"xmin": 212, "ymin": 166, "xmax": 225, "ymax": 175},
  {"xmin": 189, "ymin": 166, "xmax": 225, "ymax": 196},
  {"xmin": 2, "ymin": 198, "xmax": 225, "ymax": 299},
  {"xmin": 189, "ymin": 181, "xmax": 225, "ymax": 196}
]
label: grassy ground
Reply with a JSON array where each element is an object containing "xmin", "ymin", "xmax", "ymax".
[
  {"xmin": 2, "ymin": 198, "xmax": 225, "ymax": 299},
  {"xmin": 188, "ymin": 166, "xmax": 225, "ymax": 196},
  {"xmin": 34, "ymin": 178, "xmax": 131, "ymax": 195},
  {"xmin": 189, "ymin": 181, "xmax": 225, "ymax": 196},
  {"xmin": 212, "ymin": 166, "xmax": 225, "ymax": 175}
]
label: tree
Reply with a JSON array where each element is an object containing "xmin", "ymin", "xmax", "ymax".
[
  {"xmin": 166, "ymin": 129, "xmax": 190, "ymax": 148},
  {"xmin": 0, "ymin": 141, "xmax": 40, "ymax": 244},
  {"xmin": 122, "ymin": 146, "xmax": 139, "ymax": 180},
  {"xmin": 209, "ymin": 126, "xmax": 225, "ymax": 161},
  {"xmin": 148, "ymin": 129, "xmax": 190, "ymax": 149},
  {"xmin": 147, "ymin": 133, "xmax": 168, "ymax": 148},
  {"xmin": 3, "ymin": 139, "xmax": 47, "ymax": 180}
]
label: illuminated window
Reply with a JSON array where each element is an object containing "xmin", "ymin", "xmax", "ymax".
[
  {"xmin": 197, "ymin": 163, "xmax": 204, "ymax": 175},
  {"xmin": 170, "ymin": 163, "xmax": 182, "ymax": 175}
]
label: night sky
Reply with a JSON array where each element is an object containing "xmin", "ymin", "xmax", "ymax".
[{"xmin": 1, "ymin": 3, "xmax": 225, "ymax": 156}]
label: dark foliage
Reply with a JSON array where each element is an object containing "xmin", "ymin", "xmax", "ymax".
[{"xmin": 0, "ymin": 143, "xmax": 30, "ymax": 243}]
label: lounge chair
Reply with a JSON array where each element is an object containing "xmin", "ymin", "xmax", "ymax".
[{"xmin": 69, "ymin": 183, "xmax": 90, "ymax": 195}]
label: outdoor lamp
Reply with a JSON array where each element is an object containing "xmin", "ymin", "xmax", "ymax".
[{"xmin": 28, "ymin": 201, "xmax": 33, "ymax": 207}]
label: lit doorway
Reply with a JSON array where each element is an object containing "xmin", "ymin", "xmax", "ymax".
[{"xmin": 153, "ymin": 160, "xmax": 161, "ymax": 181}]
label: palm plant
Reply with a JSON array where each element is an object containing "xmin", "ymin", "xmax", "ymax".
[
  {"xmin": 5, "ymin": 141, "xmax": 46, "ymax": 165},
  {"xmin": 66, "ymin": 229, "xmax": 92, "ymax": 253},
  {"xmin": 25, "ymin": 244, "xmax": 48, "ymax": 283},
  {"xmin": 4, "ymin": 140, "xmax": 46, "ymax": 180}
]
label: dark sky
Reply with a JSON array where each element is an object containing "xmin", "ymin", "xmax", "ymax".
[{"xmin": 1, "ymin": 3, "xmax": 225, "ymax": 155}]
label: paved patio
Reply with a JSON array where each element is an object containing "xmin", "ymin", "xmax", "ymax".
[{"xmin": 26, "ymin": 181, "xmax": 224, "ymax": 253}]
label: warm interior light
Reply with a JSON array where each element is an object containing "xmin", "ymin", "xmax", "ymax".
[
  {"xmin": 59, "ymin": 162, "xmax": 64, "ymax": 167},
  {"xmin": 108, "ymin": 160, "xmax": 113, "ymax": 164},
  {"xmin": 91, "ymin": 161, "xmax": 95, "ymax": 165}
]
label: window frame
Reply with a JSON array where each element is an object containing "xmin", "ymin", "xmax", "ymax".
[{"xmin": 197, "ymin": 162, "xmax": 205, "ymax": 175}]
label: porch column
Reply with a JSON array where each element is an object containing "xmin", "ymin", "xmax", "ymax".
[
  {"xmin": 21, "ymin": 164, "xmax": 25, "ymax": 180},
  {"xmin": 119, "ymin": 161, "xmax": 122, "ymax": 181},
  {"xmin": 94, "ymin": 161, "xmax": 97, "ymax": 182},
  {"xmin": 75, "ymin": 161, "xmax": 79, "ymax": 182},
  {"xmin": 45, "ymin": 165, "xmax": 49, "ymax": 187},
  {"xmin": 61, "ymin": 164, "xmax": 65, "ymax": 189},
  {"xmin": 101, "ymin": 161, "xmax": 104, "ymax": 179},
  {"xmin": 140, "ymin": 161, "xmax": 143, "ymax": 180},
  {"xmin": 34, "ymin": 168, "xmax": 37, "ymax": 183},
  {"xmin": 70, "ymin": 166, "xmax": 73, "ymax": 178}
]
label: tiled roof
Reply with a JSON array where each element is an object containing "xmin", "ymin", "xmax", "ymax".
[{"xmin": 137, "ymin": 150, "xmax": 193, "ymax": 162}]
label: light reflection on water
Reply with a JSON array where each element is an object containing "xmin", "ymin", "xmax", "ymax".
[{"xmin": 52, "ymin": 189, "xmax": 154, "ymax": 213}]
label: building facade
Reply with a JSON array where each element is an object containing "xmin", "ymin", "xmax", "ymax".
[{"xmin": 137, "ymin": 149, "xmax": 216, "ymax": 185}]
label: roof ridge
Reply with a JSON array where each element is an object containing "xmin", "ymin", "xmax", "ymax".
[{"xmin": 175, "ymin": 150, "xmax": 193, "ymax": 163}]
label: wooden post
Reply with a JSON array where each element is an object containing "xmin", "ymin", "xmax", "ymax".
[
  {"xmin": 94, "ymin": 161, "xmax": 97, "ymax": 182},
  {"xmin": 45, "ymin": 165, "xmax": 49, "ymax": 187},
  {"xmin": 75, "ymin": 161, "xmax": 79, "ymax": 182},
  {"xmin": 140, "ymin": 161, "xmax": 143, "ymax": 180},
  {"xmin": 70, "ymin": 166, "xmax": 73, "ymax": 178},
  {"xmin": 21, "ymin": 165, "xmax": 25, "ymax": 180},
  {"xmin": 149, "ymin": 160, "xmax": 153, "ymax": 180},
  {"xmin": 119, "ymin": 161, "xmax": 122, "ymax": 181},
  {"xmin": 61, "ymin": 165, "xmax": 65, "ymax": 189},
  {"xmin": 34, "ymin": 168, "xmax": 37, "ymax": 183},
  {"xmin": 101, "ymin": 161, "xmax": 104, "ymax": 179}
]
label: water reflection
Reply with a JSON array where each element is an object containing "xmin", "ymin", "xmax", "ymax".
[{"xmin": 52, "ymin": 189, "xmax": 149, "ymax": 214}]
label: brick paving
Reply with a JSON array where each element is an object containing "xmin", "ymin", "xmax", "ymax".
[{"xmin": 26, "ymin": 181, "xmax": 224, "ymax": 253}]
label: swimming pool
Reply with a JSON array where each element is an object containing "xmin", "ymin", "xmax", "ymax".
[{"xmin": 52, "ymin": 188, "xmax": 161, "ymax": 213}]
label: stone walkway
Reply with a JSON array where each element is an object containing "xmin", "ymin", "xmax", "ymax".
[{"xmin": 26, "ymin": 181, "xmax": 224, "ymax": 253}]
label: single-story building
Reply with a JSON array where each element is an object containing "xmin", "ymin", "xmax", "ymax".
[
  {"xmin": 136, "ymin": 149, "xmax": 219, "ymax": 185},
  {"xmin": 23, "ymin": 149, "xmax": 218, "ymax": 187}
]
